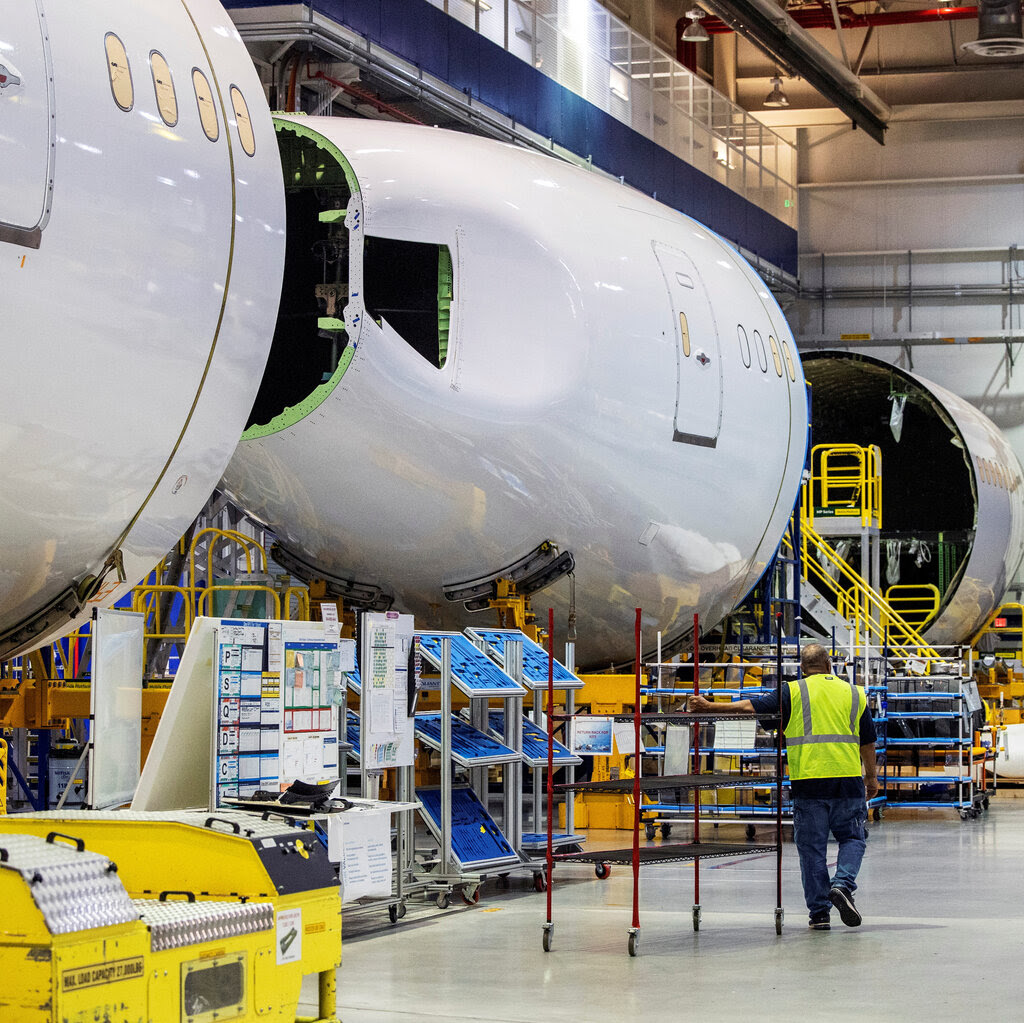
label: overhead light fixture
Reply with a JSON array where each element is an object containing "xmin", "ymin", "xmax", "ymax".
[
  {"xmin": 681, "ymin": 7, "xmax": 710, "ymax": 43},
  {"xmin": 763, "ymin": 76, "xmax": 790, "ymax": 108}
]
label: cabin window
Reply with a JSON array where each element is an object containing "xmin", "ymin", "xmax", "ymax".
[
  {"xmin": 753, "ymin": 329, "xmax": 768, "ymax": 373},
  {"xmin": 150, "ymin": 52, "xmax": 177, "ymax": 126},
  {"xmin": 782, "ymin": 339, "xmax": 797, "ymax": 381},
  {"xmin": 679, "ymin": 312, "xmax": 691, "ymax": 358},
  {"xmin": 105, "ymin": 33, "xmax": 133, "ymax": 112},
  {"xmin": 192, "ymin": 69, "xmax": 219, "ymax": 142},
  {"xmin": 230, "ymin": 86, "xmax": 255, "ymax": 156},
  {"xmin": 737, "ymin": 325, "xmax": 751, "ymax": 368},
  {"xmin": 769, "ymin": 335, "xmax": 783, "ymax": 377}
]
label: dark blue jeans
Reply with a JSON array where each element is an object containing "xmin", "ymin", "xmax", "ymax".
[{"xmin": 792, "ymin": 796, "xmax": 867, "ymax": 916}]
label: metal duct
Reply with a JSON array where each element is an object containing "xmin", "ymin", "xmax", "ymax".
[
  {"xmin": 688, "ymin": 0, "xmax": 892, "ymax": 143},
  {"xmin": 962, "ymin": 0, "xmax": 1024, "ymax": 56}
]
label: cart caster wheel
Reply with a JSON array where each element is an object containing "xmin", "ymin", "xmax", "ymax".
[
  {"xmin": 959, "ymin": 809, "xmax": 970, "ymax": 821},
  {"xmin": 645, "ymin": 823, "xmax": 656, "ymax": 840},
  {"xmin": 775, "ymin": 908, "xmax": 784, "ymax": 935},
  {"xmin": 534, "ymin": 872, "xmax": 547, "ymax": 892},
  {"xmin": 872, "ymin": 807, "xmax": 882, "ymax": 822},
  {"xmin": 460, "ymin": 886, "xmax": 481, "ymax": 906},
  {"xmin": 628, "ymin": 931, "xmax": 639, "ymax": 957},
  {"xmin": 745, "ymin": 824, "xmax": 756, "ymax": 840},
  {"xmin": 983, "ymin": 797, "xmax": 990, "ymax": 810},
  {"xmin": 436, "ymin": 892, "xmax": 451, "ymax": 909},
  {"xmin": 498, "ymin": 874, "xmax": 511, "ymax": 889},
  {"xmin": 388, "ymin": 903, "xmax": 404, "ymax": 924},
  {"xmin": 660, "ymin": 824, "xmax": 672, "ymax": 839},
  {"xmin": 595, "ymin": 863, "xmax": 611, "ymax": 880},
  {"xmin": 542, "ymin": 924, "xmax": 553, "ymax": 952}
]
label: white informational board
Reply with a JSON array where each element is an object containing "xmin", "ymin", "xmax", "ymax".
[
  {"xmin": 571, "ymin": 717, "xmax": 614, "ymax": 755},
  {"xmin": 133, "ymin": 617, "xmax": 354, "ymax": 811},
  {"xmin": 326, "ymin": 806, "xmax": 393, "ymax": 902},
  {"xmin": 359, "ymin": 612, "xmax": 416, "ymax": 770},
  {"xmin": 89, "ymin": 608, "xmax": 144, "ymax": 809}
]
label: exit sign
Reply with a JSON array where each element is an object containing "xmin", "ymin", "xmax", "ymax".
[{"xmin": 995, "ymin": 617, "xmax": 1008, "ymax": 628}]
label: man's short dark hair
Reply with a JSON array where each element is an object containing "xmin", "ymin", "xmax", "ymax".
[{"xmin": 801, "ymin": 644, "xmax": 832, "ymax": 676}]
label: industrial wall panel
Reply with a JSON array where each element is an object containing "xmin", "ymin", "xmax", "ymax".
[{"xmin": 222, "ymin": 0, "xmax": 798, "ymax": 272}]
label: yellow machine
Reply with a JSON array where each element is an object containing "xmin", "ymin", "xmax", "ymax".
[{"xmin": 0, "ymin": 810, "xmax": 341, "ymax": 1023}]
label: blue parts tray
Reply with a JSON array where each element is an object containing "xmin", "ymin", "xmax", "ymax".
[
  {"xmin": 466, "ymin": 628, "xmax": 583, "ymax": 689},
  {"xmin": 345, "ymin": 664, "xmax": 362, "ymax": 693},
  {"xmin": 346, "ymin": 708, "xmax": 361, "ymax": 760},
  {"xmin": 521, "ymin": 832, "xmax": 585, "ymax": 851},
  {"xmin": 415, "ymin": 714, "xmax": 521, "ymax": 767},
  {"xmin": 416, "ymin": 632, "xmax": 525, "ymax": 697},
  {"xmin": 416, "ymin": 786, "xmax": 520, "ymax": 870},
  {"xmin": 488, "ymin": 712, "xmax": 581, "ymax": 768}
]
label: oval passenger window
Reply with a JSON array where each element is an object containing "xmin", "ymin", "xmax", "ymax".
[
  {"xmin": 150, "ymin": 52, "xmax": 178, "ymax": 126},
  {"xmin": 105, "ymin": 33, "xmax": 133, "ymax": 112},
  {"xmin": 737, "ymin": 325, "xmax": 751, "ymax": 368},
  {"xmin": 230, "ymin": 85, "xmax": 256, "ymax": 157},
  {"xmin": 193, "ymin": 68, "xmax": 219, "ymax": 142}
]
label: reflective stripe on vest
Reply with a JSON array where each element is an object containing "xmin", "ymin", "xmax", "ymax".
[{"xmin": 785, "ymin": 673, "xmax": 865, "ymax": 780}]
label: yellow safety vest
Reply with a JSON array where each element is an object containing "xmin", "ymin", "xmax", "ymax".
[{"xmin": 784, "ymin": 673, "xmax": 866, "ymax": 781}]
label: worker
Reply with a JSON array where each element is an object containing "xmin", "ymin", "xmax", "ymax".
[{"xmin": 687, "ymin": 643, "xmax": 878, "ymax": 931}]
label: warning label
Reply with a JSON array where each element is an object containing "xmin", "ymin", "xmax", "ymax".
[{"xmin": 62, "ymin": 957, "xmax": 145, "ymax": 992}]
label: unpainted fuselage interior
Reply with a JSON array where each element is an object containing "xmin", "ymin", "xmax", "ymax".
[{"xmin": 803, "ymin": 352, "xmax": 975, "ymax": 622}]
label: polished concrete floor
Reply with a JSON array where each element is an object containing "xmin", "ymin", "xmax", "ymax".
[{"xmin": 305, "ymin": 792, "xmax": 1024, "ymax": 1022}]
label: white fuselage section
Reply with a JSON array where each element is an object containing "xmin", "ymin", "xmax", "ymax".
[
  {"xmin": 914, "ymin": 374, "xmax": 1024, "ymax": 645},
  {"xmin": 0, "ymin": 0, "xmax": 285, "ymax": 655},
  {"xmin": 222, "ymin": 119, "xmax": 809, "ymax": 666}
]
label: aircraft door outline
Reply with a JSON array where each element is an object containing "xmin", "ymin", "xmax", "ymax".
[
  {"xmin": 653, "ymin": 241, "xmax": 723, "ymax": 448},
  {"xmin": 0, "ymin": 0, "xmax": 55, "ymax": 248}
]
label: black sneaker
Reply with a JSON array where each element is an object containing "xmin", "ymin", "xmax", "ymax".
[
  {"xmin": 829, "ymin": 886, "xmax": 862, "ymax": 927},
  {"xmin": 808, "ymin": 911, "xmax": 831, "ymax": 930}
]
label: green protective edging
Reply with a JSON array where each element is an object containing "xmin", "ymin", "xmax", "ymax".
[
  {"xmin": 438, "ymin": 245, "xmax": 453, "ymax": 369},
  {"xmin": 242, "ymin": 119, "xmax": 362, "ymax": 440},
  {"xmin": 273, "ymin": 116, "xmax": 361, "ymax": 195},
  {"xmin": 243, "ymin": 343, "xmax": 356, "ymax": 440}
]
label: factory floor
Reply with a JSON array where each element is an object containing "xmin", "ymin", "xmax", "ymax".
[{"xmin": 305, "ymin": 790, "xmax": 1024, "ymax": 1022}]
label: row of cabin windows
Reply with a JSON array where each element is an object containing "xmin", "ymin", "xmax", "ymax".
[
  {"xmin": 104, "ymin": 32, "xmax": 255, "ymax": 156},
  {"xmin": 677, "ymin": 313, "xmax": 796, "ymax": 382},
  {"xmin": 977, "ymin": 454, "xmax": 1020, "ymax": 492}
]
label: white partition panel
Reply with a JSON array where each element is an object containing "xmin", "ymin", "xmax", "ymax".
[{"xmin": 89, "ymin": 608, "xmax": 144, "ymax": 809}]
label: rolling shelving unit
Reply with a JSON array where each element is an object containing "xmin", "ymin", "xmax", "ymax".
[
  {"xmin": 878, "ymin": 646, "xmax": 988, "ymax": 819},
  {"xmin": 543, "ymin": 610, "xmax": 785, "ymax": 957}
]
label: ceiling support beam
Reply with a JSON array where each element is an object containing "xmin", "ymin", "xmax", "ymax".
[{"xmin": 698, "ymin": 0, "xmax": 891, "ymax": 142}]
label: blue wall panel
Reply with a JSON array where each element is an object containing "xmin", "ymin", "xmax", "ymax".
[{"xmin": 223, "ymin": 0, "xmax": 798, "ymax": 273}]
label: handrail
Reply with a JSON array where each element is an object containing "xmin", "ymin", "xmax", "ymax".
[
  {"xmin": 131, "ymin": 585, "xmax": 194, "ymax": 643},
  {"xmin": 884, "ymin": 584, "xmax": 941, "ymax": 631},
  {"xmin": 196, "ymin": 585, "xmax": 282, "ymax": 620},
  {"xmin": 790, "ymin": 516, "xmax": 939, "ymax": 661},
  {"xmin": 803, "ymin": 443, "xmax": 882, "ymax": 530},
  {"xmin": 188, "ymin": 527, "xmax": 268, "ymax": 599}
]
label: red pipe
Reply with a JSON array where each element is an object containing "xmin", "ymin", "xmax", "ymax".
[
  {"xmin": 306, "ymin": 64, "xmax": 425, "ymax": 125},
  {"xmin": 545, "ymin": 606, "xmax": 554, "ymax": 926},
  {"xmin": 680, "ymin": 5, "xmax": 978, "ymax": 39},
  {"xmin": 692, "ymin": 612, "xmax": 701, "ymax": 909},
  {"xmin": 631, "ymin": 608, "xmax": 642, "ymax": 931}
]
